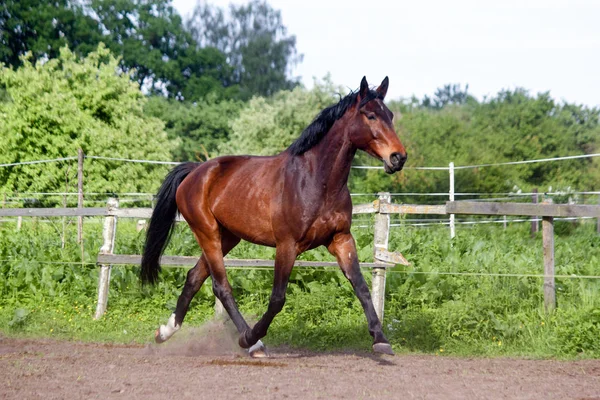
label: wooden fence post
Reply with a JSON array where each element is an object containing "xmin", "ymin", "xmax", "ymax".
[
  {"xmin": 531, "ymin": 188, "xmax": 539, "ymax": 238},
  {"xmin": 542, "ymin": 199, "xmax": 555, "ymax": 312},
  {"xmin": 94, "ymin": 198, "xmax": 118, "ymax": 319},
  {"xmin": 597, "ymin": 194, "xmax": 600, "ymax": 235},
  {"xmin": 77, "ymin": 148, "xmax": 84, "ymax": 244},
  {"xmin": 449, "ymin": 162, "xmax": 456, "ymax": 239},
  {"xmin": 372, "ymin": 192, "xmax": 391, "ymax": 322}
]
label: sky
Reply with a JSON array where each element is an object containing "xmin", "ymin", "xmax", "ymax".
[{"xmin": 173, "ymin": 0, "xmax": 600, "ymax": 107}]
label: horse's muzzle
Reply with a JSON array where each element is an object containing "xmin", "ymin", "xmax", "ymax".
[{"xmin": 384, "ymin": 152, "xmax": 407, "ymax": 174}]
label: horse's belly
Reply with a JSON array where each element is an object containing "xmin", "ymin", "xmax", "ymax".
[
  {"xmin": 213, "ymin": 203, "xmax": 276, "ymax": 248},
  {"xmin": 221, "ymin": 220, "xmax": 276, "ymax": 248}
]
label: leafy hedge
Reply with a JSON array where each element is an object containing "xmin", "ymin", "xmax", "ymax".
[{"xmin": 1, "ymin": 218, "xmax": 599, "ymax": 358}]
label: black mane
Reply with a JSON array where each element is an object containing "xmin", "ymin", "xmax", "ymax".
[{"xmin": 287, "ymin": 88, "xmax": 382, "ymax": 156}]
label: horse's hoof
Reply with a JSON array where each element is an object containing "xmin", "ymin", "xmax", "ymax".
[
  {"xmin": 373, "ymin": 342, "xmax": 394, "ymax": 355},
  {"xmin": 154, "ymin": 328, "xmax": 166, "ymax": 344},
  {"xmin": 248, "ymin": 340, "xmax": 269, "ymax": 358}
]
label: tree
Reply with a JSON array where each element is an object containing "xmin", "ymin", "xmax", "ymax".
[
  {"xmin": 421, "ymin": 84, "xmax": 474, "ymax": 110},
  {"xmin": 392, "ymin": 87, "xmax": 600, "ymax": 199},
  {"xmin": 0, "ymin": 0, "xmax": 102, "ymax": 68},
  {"xmin": 90, "ymin": 0, "xmax": 236, "ymax": 100},
  {"xmin": 0, "ymin": 0, "xmax": 238, "ymax": 101},
  {"xmin": 0, "ymin": 45, "xmax": 175, "ymax": 195},
  {"xmin": 467, "ymin": 89, "xmax": 600, "ymax": 190},
  {"xmin": 218, "ymin": 77, "xmax": 340, "ymax": 156},
  {"xmin": 187, "ymin": 0, "xmax": 302, "ymax": 99},
  {"xmin": 144, "ymin": 95, "xmax": 243, "ymax": 161}
]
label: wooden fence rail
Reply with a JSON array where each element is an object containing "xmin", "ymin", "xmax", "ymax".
[
  {"xmin": 1, "ymin": 195, "xmax": 599, "ymax": 318},
  {"xmin": 0, "ymin": 194, "xmax": 408, "ymax": 320}
]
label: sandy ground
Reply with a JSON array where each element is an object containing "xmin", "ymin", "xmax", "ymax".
[{"xmin": 2, "ymin": 324, "xmax": 600, "ymax": 400}]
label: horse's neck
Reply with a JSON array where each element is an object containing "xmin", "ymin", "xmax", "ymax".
[{"xmin": 301, "ymin": 124, "xmax": 356, "ymax": 193}]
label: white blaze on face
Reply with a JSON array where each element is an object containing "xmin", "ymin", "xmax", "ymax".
[{"xmin": 158, "ymin": 313, "xmax": 180, "ymax": 342}]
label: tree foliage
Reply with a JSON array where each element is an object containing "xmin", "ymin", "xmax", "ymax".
[
  {"xmin": 90, "ymin": 0, "xmax": 237, "ymax": 100},
  {"xmin": 217, "ymin": 81, "xmax": 599, "ymax": 199},
  {"xmin": 0, "ymin": 45, "xmax": 174, "ymax": 195},
  {"xmin": 188, "ymin": 0, "xmax": 302, "ymax": 99},
  {"xmin": 1, "ymin": 0, "xmax": 242, "ymax": 101},
  {"xmin": 1, "ymin": 0, "xmax": 300, "ymax": 101},
  {"xmin": 421, "ymin": 83, "xmax": 474, "ymax": 110},
  {"xmin": 391, "ymin": 89, "xmax": 600, "ymax": 199},
  {"xmin": 144, "ymin": 95, "xmax": 243, "ymax": 161},
  {"xmin": 218, "ymin": 78, "xmax": 340, "ymax": 156},
  {"xmin": 0, "ymin": 0, "xmax": 102, "ymax": 67}
]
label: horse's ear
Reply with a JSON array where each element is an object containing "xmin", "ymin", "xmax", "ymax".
[
  {"xmin": 376, "ymin": 76, "xmax": 389, "ymax": 99},
  {"xmin": 359, "ymin": 76, "xmax": 369, "ymax": 99}
]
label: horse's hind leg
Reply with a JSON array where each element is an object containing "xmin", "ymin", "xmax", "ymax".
[
  {"xmin": 192, "ymin": 227, "xmax": 255, "ymax": 343},
  {"xmin": 155, "ymin": 231, "xmax": 240, "ymax": 343}
]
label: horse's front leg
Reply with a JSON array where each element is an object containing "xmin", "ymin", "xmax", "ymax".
[
  {"xmin": 239, "ymin": 243, "xmax": 296, "ymax": 354},
  {"xmin": 328, "ymin": 232, "xmax": 394, "ymax": 355}
]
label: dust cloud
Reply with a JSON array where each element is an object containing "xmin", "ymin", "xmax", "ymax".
[{"xmin": 143, "ymin": 317, "xmax": 247, "ymax": 357}]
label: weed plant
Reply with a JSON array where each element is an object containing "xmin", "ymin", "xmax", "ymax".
[{"xmin": 1, "ymin": 216, "xmax": 599, "ymax": 358}]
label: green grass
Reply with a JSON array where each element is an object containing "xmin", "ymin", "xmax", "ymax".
[{"xmin": 1, "ymin": 217, "xmax": 599, "ymax": 358}]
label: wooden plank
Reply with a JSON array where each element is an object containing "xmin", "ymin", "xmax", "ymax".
[
  {"xmin": 110, "ymin": 208, "xmax": 153, "ymax": 218},
  {"xmin": 446, "ymin": 201, "xmax": 600, "ymax": 218},
  {"xmin": 0, "ymin": 203, "xmax": 380, "ymax": 219},
  {"xmin": 0, "ymin": 207, "xmax": 106, "ymax": 217},
  {"xmin": 380, "ymin": 203, "xmax": 447, "ymax": 215},
  {"xmin": 123, "ymin": 205, "xmax": 379, "ymax": 219},
  {"xmin": 4, "ymin": 201, "xmax": 598, "ymax": 219},
  {"xmin": 352, "ymin": 202, "xmax": 378, "ymax": 214},
  {"xmin": 96, "ymin": 254, "xmax": 391, "ymax": 269},
  {"xmin": 375, "ymin": 248, "xmax": 410, "ymax": 266}
]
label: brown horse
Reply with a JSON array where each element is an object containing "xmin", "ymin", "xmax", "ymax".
[{"xmin": 141, "ymin": 76, "xmax": 407, "ymax": 356}]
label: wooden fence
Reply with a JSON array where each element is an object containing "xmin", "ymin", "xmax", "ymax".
[{"xmin": 1, "ymin": 194, "xmax": 599, "ymax": 321}]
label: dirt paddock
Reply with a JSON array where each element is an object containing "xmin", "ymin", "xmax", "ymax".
[{"xmin": 2, "ymin": 328, "xmax": 600, "ymax": 400}]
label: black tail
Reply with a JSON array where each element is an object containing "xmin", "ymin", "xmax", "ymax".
[{"xmin": 141, "ymin": 162, "xmax": 199, "ymax": 285}]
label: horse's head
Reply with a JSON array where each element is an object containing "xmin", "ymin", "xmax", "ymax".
[{"xmin": 348, "ymin": 76, "xmax": 407, "ymax": 174}]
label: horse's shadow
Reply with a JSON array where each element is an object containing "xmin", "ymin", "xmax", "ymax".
[{"xmin": 264, "ymin": 345, "xmax": 398, "ymax": 366}]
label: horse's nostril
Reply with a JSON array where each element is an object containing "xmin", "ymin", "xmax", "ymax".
[{"xmin": 390, "ymin": 152, "xmax": 407, "ymax": 167}]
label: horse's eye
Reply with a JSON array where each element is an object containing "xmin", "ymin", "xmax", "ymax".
[{"xmin": 367, "ymin": 114, "xmax": 376, "ymax": 121}]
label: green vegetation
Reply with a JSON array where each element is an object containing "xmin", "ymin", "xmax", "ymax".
[
  {"xmin": 0, "ymin": 45, "xmax": 173, "ymax": 195},
  {"xmin": 144, "ymin": 95, "xmax": 243, "ymax": 161},
  {"xmin": 387, "ymin": 89, "xmax": 600, "ymax": 198},
  {"xmin": 1, "ymin": 218, "xmax": 599, "ymax": 358},
  {"xmin": 221, "ymin": 77, "xmax": 341, "ymax": 156},
  {"xmin": 3, "ymin": 55, "xmax": 597, "ymax": 197},
  {"xmin": 1, "ymin": 0, "xmax": 299, "ymax": 101},
  {"xmin": 1, "ymin": 0, "xmax": 599, "ymax": 360},
  {"xmin": 187, "ymin": 0, "xmax": 302, "ymax": 99}
]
